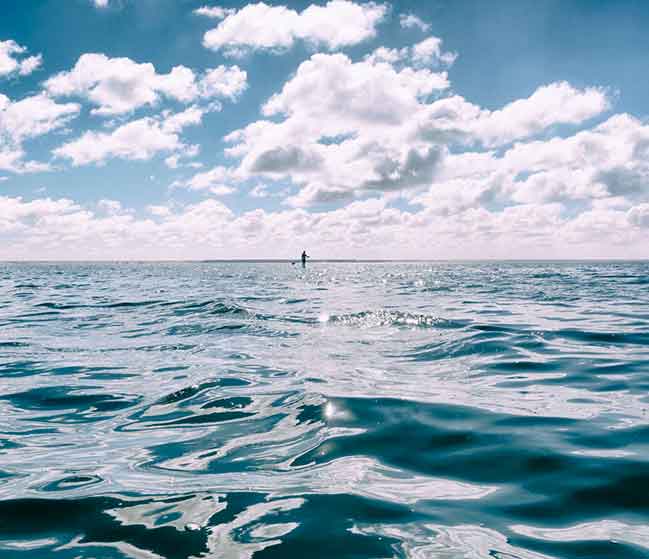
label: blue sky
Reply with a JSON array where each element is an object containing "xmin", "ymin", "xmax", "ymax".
[{"xmin": 1, "ymin": 0, "xmax": 649, "ymax": 259}]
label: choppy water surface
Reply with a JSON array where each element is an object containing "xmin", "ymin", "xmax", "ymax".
[{"xmin": 2, "ymin": 261, "xmax": 649, "ymax": 558}]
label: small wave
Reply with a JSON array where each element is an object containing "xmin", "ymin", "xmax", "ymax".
[
  {"xmin": 154, "ymin": 378, "xmax": 250, "ymax": 406},
  {"xmin": 551, "ymin": 328, "xmax": 649, "ymax": 346},
  {"xmin": 320, "ymin": 310, "xmax": 468, "ymax": 329},
  {"xmin": 170, "ymin": 300, "xmax": 250, "ymax": 317},
  {"xmin": 2, "ymin": 386, "xmax": 141, "ymax": 416},
  {"xmin": 103, "ymin": 300, "xmax": 165, "ymax": 309},
  {"xmin": 34, "ymin": 300, "xmax": 165, "ymax": 310}
]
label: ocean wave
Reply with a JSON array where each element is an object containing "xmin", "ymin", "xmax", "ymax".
[{"xmin": 2, "ymin": 261, "xmax": 649, "ymax": 557}]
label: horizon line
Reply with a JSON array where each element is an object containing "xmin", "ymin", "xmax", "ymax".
[{"xmin": 1, "ymin": 258, "xmax": 649, "ymax": 264}]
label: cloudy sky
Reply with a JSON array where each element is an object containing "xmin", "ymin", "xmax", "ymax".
[{"xmin": 1, "ymin": 0, "xmax": 649, "ymax": 259}]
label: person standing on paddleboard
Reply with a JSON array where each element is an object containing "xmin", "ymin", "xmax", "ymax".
[{"xmin": 301, "ymin": 250, "xmax": 309, "ymax": 267}]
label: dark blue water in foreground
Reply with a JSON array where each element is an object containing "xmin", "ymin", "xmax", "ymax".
[{"xmin": 2, "ymin": 261, "xmax": 649, "ymax": 558}]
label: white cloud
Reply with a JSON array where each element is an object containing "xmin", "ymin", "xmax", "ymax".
[
  {"xmin": 412, "ymin": 37, "xmax": 457, "ymax": 66},
  {"xmin": 0, "ymin": 195, "xmax": 81, "ymax": 223},
  {"xmin": 229, "ymin": 55, "xmax": 448, "ymax": 200},
  {"xmin": 474, "ymin": 82, "xmax": 610, "ymax": 146},
  {"xmin": 97, "ymin": 198, "xmax": 124, "ymax": 214},
  {"xmin": 45, "ymin": 54, "xmax": 193, "ymax": 115},
  {"xmin": 53, "ymin": 106, "xmax": 205, "ymax": 166},
  {"xmin": 194, "ymin": 6, "xmax": 236, "ymax": 19},
  {"xmin": 225, "ymin": 53, "xmax": 495, "ymax": 205},
  {"xmin": 399, "ymin": 13, "xmax": 431, "ymax": 32},
  {"xmin": 260, "ymin": 53, "xmax": 448, "ymax": 124},
  {"xmin": 363, "ymin": 46, "xmax": 406, "ymax": 65},
  {"xmin": 0, "ymin": 40, "xmax": 42, "ymax": 78},
  {"xmin": 202, "ymin": 1, "xmax": 387, "ymax": 56},
  {"xmin": 164, "ymin": 144, "xmax": 200, "ymax": 169},
  {"xmin": 18, "ymin": 55, "xmax": 43, "ymax": 76},
  {"xmin": 0, "ymin": 148, "xmax": 30, "ymax": 174},
  {"xmin": 165, "ymin": 155, "xmax": 180, "ymax": 169},
  {"xmin": 176, "ymin": 165, "xmax": 238, "ymax": 195},
  {"xmin": 1, "ymin": 8, "xmax": 639, "ymax": 260},
  {"xmin": 0, "ymin": 93, "xmax": 80, "ymax": 173},
  {"xmin": 415, "ymin": 81, "xmax": 609, "ymax": 149},
  {"xmin": 223, "ymin": 47, "xmax": 610, "ymax": 208},
  {"xmin": 1, "ymin": 93, "xmax": 80, "ymax": 142},
  {"xmin": 365, "ymin": 37, "xmax": 456, "ymax": 68},
  {"xmin": 2, "ymin": 192, "xmax": 649, "ymax": 259},
  {"xmin": 504, "ymin": 113, "xmax": 649, "ymax": 202},
  {"xmin": 147, "ymin": 204, "xmax": 172, "ymax": 217},
  {"xmin": 411, "ymin": 110, "xmax": 649, "ymax": 222},
  {"xmin": 161, "ymin": 105, "xmax": 204, "ymax": 133},
  {"xmin": 155, "ymin": 65, "xmax": 200, "ymax": 103},
  {"xmin": 199, "ymin": 65, "xmax": 248, "ymax": 99},
  {"xmin": 45, "ymin": 54, "xmax": 248, "ymax": 115}
]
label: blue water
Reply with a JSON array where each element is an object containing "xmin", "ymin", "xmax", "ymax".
[{"xmin": 1, "ymin": 261, "xmax": 649, "ymax": 558}]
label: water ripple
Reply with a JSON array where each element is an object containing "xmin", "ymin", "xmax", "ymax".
[{"xmin": 1, "ymin": 261, "xmax": 649, "ymax": 558}]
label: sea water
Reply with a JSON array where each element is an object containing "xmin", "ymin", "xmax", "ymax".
[{"xmin": 1, "ymin": 261, "xmax": 649, "ymax": 558}]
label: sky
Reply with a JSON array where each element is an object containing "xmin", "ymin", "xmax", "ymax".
[{"xmin": 1, "ymin": 0, "xmax": 649, "ymax": 260}]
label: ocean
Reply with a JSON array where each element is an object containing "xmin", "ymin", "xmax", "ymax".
[{"xmin": 1, "ymin": 261, "xmax": 649, "ymax": 558}]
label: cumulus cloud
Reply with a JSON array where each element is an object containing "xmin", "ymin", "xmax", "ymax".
[
  {"xmin": 506, "ymin": 113, "xmax": 649, "ymax": 203},
  {"xmin": 45, "ymin": 54, "xmax": 247, "ymax": 115},
  {"xmin": 1, "ymin": 7, "xmax": 637, "ymax": 259},
  {"xmin": 473, "ymin": 82, "xmax": 609, "ymax": 146},
  {"xmin": 202, "ymin": 1, "xmax": 387, "ymax": 56},
  {"xmin": 45, "ymin": 54, "xmax": 194, "ymax": 115},
  {"xmin": 226, "ymin": 52, "xmax": 451, "ymax": 205},
  {"xmin": 409, "ymin": 110, "xmax": 649, "ymax": 224},
  {"xmin": 0, "ymin": 196, "xmax": 81, "ymax": 228},
  {"xmin": 414, "ymin": 81, "xmax": 609, "ymax": 149},
  {"xmin": 0, "ymin": 93, "xmax": 80, "ymax": 173},
  {"xmin": 173, "ymin": 165, "xmax": 238, "ymax": 195},
  {"xmin": 2, "ymin": 192, "xmax": 648, "ymax": 260},
  {"xmin": 199, "ymin": 65, "xmax": 248, "ymax": 99},
  {"xmin": 365, "ymin": 37, "xmax": 457, "ymax": 67},
  {"xmin": 411, "ymin": 37, "xmax": 457, "ymax": 66},
  {"xmin": 261, "ymin": 53, "xmax": 448, "ymax": 121},
  {"xmin": 164, "ymin": 144, "xmax": 200, "ymax": 169},
  {"xmin": 399, "ymin": 13, "xmax": 431, "ymax": 32},
  {"xmin": 0, "ymin": 40, "xmax": 42, "ymax": 78},
  {"xmin": 223, "ymin": 49, "xmax": 609, "ymax": 207},
  {"xmin": 1, "ymin": 93, "xmax": 80, "ymax": 142},
  {"xmin": 53, "ymin": 106, "xmax": 205, "ymax": 166}
]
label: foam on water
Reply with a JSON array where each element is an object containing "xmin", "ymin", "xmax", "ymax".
[{"xmin": 1, "ymin": 261, "xmax": 649, "ymax": 558}]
